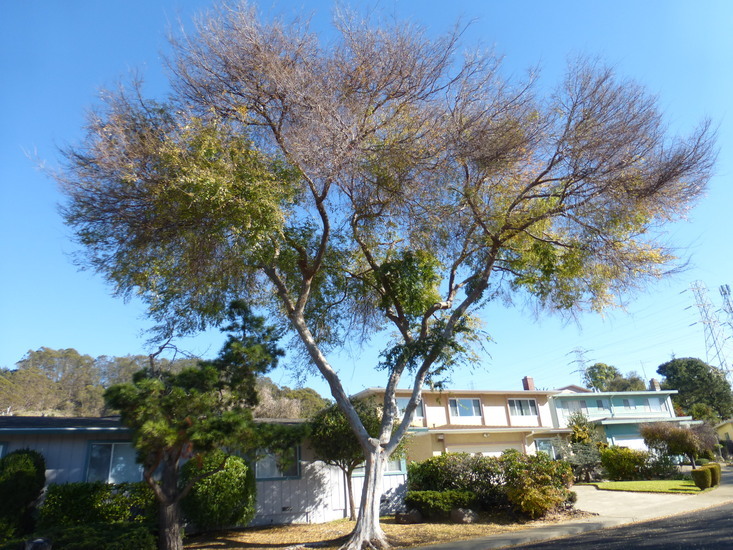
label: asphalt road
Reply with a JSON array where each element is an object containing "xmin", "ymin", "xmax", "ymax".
[{"xmin": 512, "ymin": 503, "xmax": 733, "ymax": 549}]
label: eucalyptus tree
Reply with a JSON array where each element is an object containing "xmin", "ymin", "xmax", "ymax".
[{"xmin": 58, "ymin": 3, "xmax": 715, "ymax": 548}]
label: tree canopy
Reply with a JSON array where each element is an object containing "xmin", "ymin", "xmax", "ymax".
[
  {"xmin": 57, "ymin": 4, "xmax": 716, "ymax": 548},
  {"xmin": 582, "ymin": 363, "xmax": 645, "ymax": 392},
  {"xmin": 657, "ymin": 357, "xmax": 733, "ymax": 420},
  {"xmin": 640, "ymin": 421, "xmax": 718, "ymax": 467},
  {"xmin": 583, "ymin": 363, "xmax": 620, "ymax": 391}
]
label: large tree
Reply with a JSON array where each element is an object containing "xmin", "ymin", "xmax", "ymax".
[
  {"xmin": 583, "ymin": 362, "xmax": 620, "ymax": 391},
  {"xmin": 104, "ymin": 302, "xmax": 283, "ymax": 550},
  {"xmin": 657, "ymin": 357, "xmax": 733, "ymax": 420},
  {"xmin": 57, "ymin": 4, "xmax": 715, "ymax": 548}
]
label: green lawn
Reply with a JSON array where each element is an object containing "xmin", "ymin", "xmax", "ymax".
[{"xmin": 591, "ymin": 479, "xmax": 702, "ymax": 494}]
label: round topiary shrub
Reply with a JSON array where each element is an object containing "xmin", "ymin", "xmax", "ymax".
[{"xmin": 181, "ymin": 451, "xmax": 256, "ymax": 531}]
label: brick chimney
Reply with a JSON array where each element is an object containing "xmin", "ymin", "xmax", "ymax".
[
  {"xmin": 522, "ymin": 376, "xmax": 535, "ymax": 391},
  {"xmin": 649, "ymin": 378, "xmax": 661, "ymax": 391}
]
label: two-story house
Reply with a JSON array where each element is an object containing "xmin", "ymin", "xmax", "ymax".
[
  {"xmin": 354, "ymin": 377, "xmax": 571, "ymax": 462},
  {"xmin": 549, "ymin": 379, "xmax": 696, "ymax": 450}
]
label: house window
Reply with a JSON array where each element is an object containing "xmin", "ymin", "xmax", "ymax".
[
  {"xmin": 508, "ymin": 399, "xmax": 538, "ymax": 416},
  {"xmin": 649, "ymin": 398, "xmax": 662, "ymax": 412},
  {"xmin": 449, "ymin": 398, "xmax": 482, "ymax": 417},
  {"xmin": 86, "ymin": 442, "xmax": 143, "ymax": 483},
  {"xmin": 622, "ymin": 399, "xmax": 635, "ymax": 409},
  {"xmin": 595, "ymin": 399, "xmax": 610, "ymax": 410},
  {"xmin": 566, "ymin": 400, "xmax": 588, "ymax": 414},
  {"xmin": 255, "ymin": 447, "xmax": 300, "ymax": 480},
  {"xmin": 536, "ymin": 439, "xmax": 558, "ymax": 459},
  {"xmin": 726, "ymin": 433, "xmax": 731, "ymax": 441},
  {"xmin": 396, "ymin": 397, "xmax": 424, "ymax": 418},
  {"xmin": 353, "ymin": 456, "xmax": 406, "ymax": 476}
]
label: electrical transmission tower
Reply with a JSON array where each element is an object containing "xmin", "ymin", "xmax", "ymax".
[
  {"xmin": 720, "ymin": 284, "xmax": 733, "ymax": 334},
  {"xmin": 690, "ymin": 281, "xmax": 730, "ymax": 377}
]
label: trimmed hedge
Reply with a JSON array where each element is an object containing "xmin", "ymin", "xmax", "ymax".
[
  {"xmin": 38, "ymin": 482, "xmax": 156, "ymax": 531},
  {"xmin": 691, "ymin": 467, "xmax": 712, "ymax": 490},
  {"xmin": 407, "ymin": 453, "xmax": 505, "ymax": 508},
  {"xmin": 407, "ymin": 450, "xmax": 573, "ymax": 519},
  {"xmin": 600, "ymin": 447, "xmax": 649, "ymax": 481},
  {"xmin": 706, "ymin": 463, "xmax": 721, "ymax": 486},
  {"xmin": 37, "ymin": 523, "xmax": 155, "ymax": 550},
  {"xmin": 404, "ymin": 490, "xmax": 476, "ymax": 519}
]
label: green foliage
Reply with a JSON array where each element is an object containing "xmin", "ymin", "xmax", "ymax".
[
  {"xmin": 657, "ymin": 358, "xmax": 733, "ymax": 419},
  {"xmin": 181, "ymin": 451, "xmax": 256, "ymax": 531},
  {"xmin": 554, "ymin": 439, "xmax": 603, "ymax": 482},
  {"xmin": 688, "ymin": 403, "xmax": 721, "ymax": 424},
  {"xmin": 600, "ymin": 447, "xmax": 649, "ymax": 481},
  {"xmin": 690, "ymin": 467, "xmax": 712, "ymax": 490},
  {"xmin": 36, "ymin": 523, "xmax": 155, "ymax": 550},
  {"xmin": 403, "ymin": 490, "xmax": 477, "ymax": 519},
  {"xmin": 567, "ymin": 412, "xmax": 605, "ymax": 446},
  {"xmin": 105, "ymin": 302, "xmax": 281, "ymax": 474},
  {"xmin": 406, "ymin": 452, "xmax": 505, "ymax": 508},
  {"xmin": 605, "ymin": 371, "xmax": 646, "ymax": 391},
  {"xmin": 407, "ymin": 451, "xmax": 572, "ymax": 518},
  {"xmin": 0, "ymin": 449, "xmax": 46, "ymax": 541},
  {"xmin": 500, "ymin": 450, "xmax": 573, "ymax": 518},
  {"xmin": 310, "ymin": 399, "xmax": 402, "ymax": 472},
  {"xmin": 61, "ymin": 99, "xmax": 298, "ymax": 335},
  {"xmin": 371, "ymin": 250, "xmax": 442, "ymax": 319},
  {"xmin": 37, "ymin": 482, "xmax": 156, "ymax": 530},
  {"xmin": 583, "ymin": 363, "xmax": 621, "ymax": 392},
  {"xmin": 558, "ymin": 414, "xmax": 605, "ymax": 482}
]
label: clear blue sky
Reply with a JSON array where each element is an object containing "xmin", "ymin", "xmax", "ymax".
[{"xmin": 1, "ymin": 0, "xmax": 732, "ymax": 398}]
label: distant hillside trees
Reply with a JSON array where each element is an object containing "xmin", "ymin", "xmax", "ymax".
[{"xmin": 0, "ymin": 349, "xmax": 327, "ymax": 418}]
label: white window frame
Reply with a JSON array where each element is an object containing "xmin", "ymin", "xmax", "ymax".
[
  {"xmin": 353, "ymin": 456, "xmax": 406, "ymax": 477},
  {"xmin": 396, "ymin": 397, "xmax": 424, "ymax": 418},
  {"xmin": 449, "ymin": 398, "xmax": 482, "ymax": 418},
  {"xmin": 508, "ymin": 398, "xmax": 538, "ymax": 416},
  {"xmin": 255, "ymin": 446, "xmax": 300, "ymax": 480},
  {"xmin": 86, "ymin": 441, "xmax": 143, "ymax": 483},
  {"xmin": 536, "ymin": 438, "xmax": 558, "ymax": 459}
]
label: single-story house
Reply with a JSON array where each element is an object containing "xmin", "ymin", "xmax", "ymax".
[{"xmin": 0, "ymin": 415, "xmax": 406, "ymax": 526}]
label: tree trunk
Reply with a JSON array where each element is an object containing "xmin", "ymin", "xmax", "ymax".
[
  {"xmin": 342, "ymin": 447, "xmax": 389, "ymax": 550},
  {"xmin": 159, "ymin": 500, "xmax": 184, "ymax": 550},
  {"xmin": 346, "ymin": 468, "xmax": 356, "ymax": 522},
  {"xmin": 148, "ymin": 457, "xmax": 185, "ymax": 550}
]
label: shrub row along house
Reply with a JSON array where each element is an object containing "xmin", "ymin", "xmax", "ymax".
[{"xmin": 0, "ymin": 377, "xmax": 696, "ymax": 525}]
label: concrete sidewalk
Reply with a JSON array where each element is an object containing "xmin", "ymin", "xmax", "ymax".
[{"xmin": 409, "ymin": 466, "xmax": 733, "ymax": 550}]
